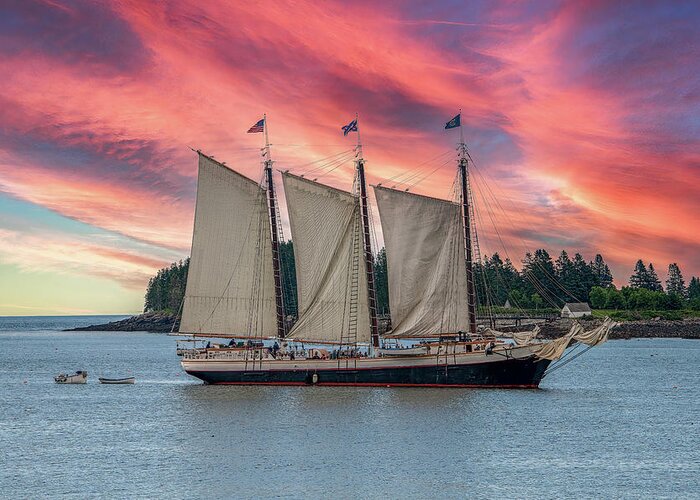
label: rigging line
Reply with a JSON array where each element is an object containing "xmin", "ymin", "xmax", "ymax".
[
  {"xmin": 313, "ymin": 156, "xmax": 356, "ymax": 179},
  {"xmin": 543, "ymin": 343, "xmax": 594, "ymax": 378},
  {"xmin": 301, "ymin": 151, "xmax": 357, "ymax": 177},
  {"xmin": 392, "ymin": 154, "xmax": 454, "ymax": 189},
  {"xmin": 468, "ymin": 162, "xmax": 578, "ymax": 306},
  {"xmin": 298, "ymin": 154, "xmax": 355, "ymax": 178},
  {"xmin": 378, "ymin": 150, "xmax": 453, "ymax": 186},
  {"xmin": 272, "ymin": 143, "xmax": 352, "ymax": 147},
  {"xmin": 383, "ymin": 149, "xmax": 453, "ymax": 184},
  {"xmin": 286, "ymin": 149, "xmax": 353, "ymax": 173},
  {"xmin": 466, "ymin": 155, "xmax": 583, "ymax": 304},
  {"xmin": 470, "ymin": 185, "xmax": 498, "ymax": 322},
  {"xmin": 468, "ymin": 167, "xmax": 534, "ymax": 316},
  {"xmin": 405, "ymin": 157, "xmax": 455, "ymax": 189}
]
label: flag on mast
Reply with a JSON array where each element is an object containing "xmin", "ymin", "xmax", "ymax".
[
  {"xmin": 247, "ymin": 118, "xmax": 265, "ymax": 133},
  {"xmin": 342, "ymin": 118, "xmax": 358, "ymax": 136},
  {"xmin": 445, "ymin": 113, "xmax": 461, "ymax": 129}
]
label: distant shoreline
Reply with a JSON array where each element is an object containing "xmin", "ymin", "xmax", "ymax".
[
  {"xmin": 64, "ymin": 312, "xmax": 700, "ymax": 340},
  {"xmin": 64, "ymin": 312, "xmax": 178, "ymax": 333}
]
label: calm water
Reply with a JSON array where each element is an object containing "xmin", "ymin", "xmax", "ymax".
[{"xmin": 0, "ymin": 316, "xmax": 698, "ymax": 499}]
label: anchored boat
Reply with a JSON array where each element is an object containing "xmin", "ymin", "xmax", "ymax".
[
  {"xmin": 98, "ymin": 377, "xmax": 135, "ymax": 384},
  {"xmin": 54, "ymin": 371, "xmax": 88, "ymax": 384},
  {"xmin": 177, "ymin": 114, "xmax": 613, "ymax": 387}
]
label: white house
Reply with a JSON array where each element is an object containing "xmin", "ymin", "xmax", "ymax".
[{"xmin": 561, "ymin": 302, "xmax": 592, "ymax": 318}]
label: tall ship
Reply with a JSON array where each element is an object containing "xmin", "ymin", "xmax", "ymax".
[{"xmin": 177, "ymin": 115, "xmax": 613, "ymax": 387}]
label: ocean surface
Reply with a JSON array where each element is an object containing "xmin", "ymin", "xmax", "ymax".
[{"xmin": 0, "ymin": 316, "xmax": 698, "ymax": 499}]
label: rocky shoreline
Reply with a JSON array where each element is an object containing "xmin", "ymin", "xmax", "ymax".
[
  {"xmin": 537, "ymin": 317, "xmax": 700, "ymax": 340},
  {"xmin": 67, "ymin": 312, "xmax": 700, "ymax": 339},
  {"xmin": 66, "ymin": 312, "xmax": 179, "ymax": 333}
]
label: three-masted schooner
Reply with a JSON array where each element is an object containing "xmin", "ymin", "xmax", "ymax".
[{"xmin": 177, "ymin": 115, "xmax": 613, "ymax": 387}]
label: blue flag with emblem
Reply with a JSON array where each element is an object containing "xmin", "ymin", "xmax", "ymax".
[
  {"xmin": 342, "ymin": 118, "xmax": 358, "ymax": 136},
  {"xmin": 445, "ymin": 113, "xmax": 461, "ymax": 130}
]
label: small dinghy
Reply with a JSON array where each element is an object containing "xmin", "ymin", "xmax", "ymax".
[
  {"xmin": 54, "ymin": 371, "xmax": 88, "ymax": 384},
  {"xmin": 98, "ymin": 377, "xmax": 135, "ymax": 384}
]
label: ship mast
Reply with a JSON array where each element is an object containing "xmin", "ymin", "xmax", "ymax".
[
  {"xmin": 354, "ymin": 115, "xmax": 380, "ymax": 349},
  {"xmin": 262, "ymin": 115, "xmax": 286, "ymax": 339},
  {"xmin": 457, "ymin": 115, "xmax": 478, "ymax": 335}
]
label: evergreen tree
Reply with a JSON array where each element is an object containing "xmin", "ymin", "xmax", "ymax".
[
  {"xmin": 572, "ymin": 253, "xmax": 596, "ymax": 302},
  {"xmin": 647, "ymin": 263, "xmax": 663, "ymax": 292},
  {"xmin": 555, "ymin": 251, "xmax": 575, "ymax": 302},
  {"xmin": 688, "ymin": 277, "xmax": 700, "ymax": 300},
  {"xmin": 629, "ymin": 260, "xmax": 648, "ymax": 289},
  {"xmin": 591, "ymin": 254, "xmax": 613, "ymax": 288},
  {"xmin": 143, "ymin": 259, "xmax": 189, "ymax": 313},
  {"xmin": 279, "ymin": 241, "xmax": 298, "ymax": 319},
  {"xmin": 665, "ymin": 263, "xmax": 686, "ymax": 297},
  {"xmin": 521, "ymin": 249, "xmax": 559, "ymax": 306},
  {"xmin": 374, "ymin": 248, "xmax": 389, "ymax": 314},
  {"xmin": 688, "ymin": 277, "xmax": 700, "ymax": 310},
  {"xmin": 474, "ymin": 253, "xmax": 513, "ymax": 308}
]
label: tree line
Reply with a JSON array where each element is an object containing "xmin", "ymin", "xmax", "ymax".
[
  {"xmin": 144, "ymin": 258, "xmax": 189, "ymax": 313},
  {"xmin": 143, "ymin": 244, "xmax": 700, "ymax": 315},
  {"xmin": 590, "ymin": 260, "xmax": 700, "ymax": 311}
]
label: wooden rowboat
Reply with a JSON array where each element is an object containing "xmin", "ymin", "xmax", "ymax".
[{"xmin": 98, "ymin": 377, "xmax": 135, "ymax": 384}]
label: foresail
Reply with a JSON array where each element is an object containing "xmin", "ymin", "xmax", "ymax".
[
  {"xmin": 374, "ymin": 186, "xmax": 469, "ymax": 337},
  {"xmin": 282, "ymin": 173, "xmax": 370, "ymax": 344},
  {"xmin": 180, "ymin": 153, "xmax": 277, "ymax": 337}
]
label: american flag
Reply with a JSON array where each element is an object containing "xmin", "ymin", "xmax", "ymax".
[{"xmin": 247, "ymin": 118, "xmax": 265, "ymax": 133}]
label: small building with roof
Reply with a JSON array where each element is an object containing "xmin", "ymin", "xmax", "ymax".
[{"xmin": 561, "ymin": 302, "xmax": 592, "ymax": 318}]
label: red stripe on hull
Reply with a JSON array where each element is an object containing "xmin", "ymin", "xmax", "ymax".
[{"xmin": 205, "ymin": 380, "xmax": 540, "ymax": 389}]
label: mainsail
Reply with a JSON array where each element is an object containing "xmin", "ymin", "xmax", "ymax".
[
  {"xmin": 374, "ymin": 186, "xmax": 469, "ymax": 337},
  {"xmin": 180, "ymin": 153, "xmax": 277, "ymax": 337},
  {"xmin": 282, "ymin": 172, "xmax": 370, "ymax": 343}
]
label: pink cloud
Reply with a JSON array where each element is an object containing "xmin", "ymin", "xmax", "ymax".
[{"xmin": 0, "ymin": 0, "xmax": 698, "ymax": 304}]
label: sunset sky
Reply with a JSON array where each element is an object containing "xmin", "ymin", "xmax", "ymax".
[{"xmin": 1, "ymin": 0, "xmax": 698, "ymax": 315}]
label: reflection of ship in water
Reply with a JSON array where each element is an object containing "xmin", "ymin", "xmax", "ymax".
[{"xmin": 177, "ymin": 114, "xmax": 613, "ymax": 387}]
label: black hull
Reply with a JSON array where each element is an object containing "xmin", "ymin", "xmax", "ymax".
[{"xmin": 185, "ymin": 357, "xmax": 551, "ymax": 388}]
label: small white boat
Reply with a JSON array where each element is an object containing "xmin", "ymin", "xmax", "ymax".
[
  {"xmin": 54, "ymin": 371, "xmax": 88, "ymax": 384},
  {"xmin": 98, "ymin": 377, "xmax": 135, "ymax": 384}
]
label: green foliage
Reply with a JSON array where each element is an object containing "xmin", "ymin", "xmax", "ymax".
[
  {"xmin": 688, "ymin": 277, "xmax": 700, "ymax": 301},
  {"xmin": 521, "ymin": 249, "xmax": 559, "ymax": 305},
  {"xmin": 474, "ymin": 253, "xmax": 520, "ymax": 308},
  {"xmin": 279, "ymin": 241, "xmax": 298, "ymax": 319},
  {"xmin": 142, "ymin": 245, "xmax": 699, "ymax": 319},
  {"xmin": 589, "ymin": 286, "xmax": 607, "ymax": 309},
  {"xmin": 629, "ymin": 259, "xmax": 664, "ymax": 291},
  {"xmin": 591, "ymin": 254, "xmax": 613, "ymax": 288},
  {"xmin": 144, "ymin": 258, "xmax": 189, "ymax": 313},
  {"xmin": 374, "ymin": 248, "xmax": 389, "ymax": 314},
  {"xmin": 647, "ymin": 263, "xmax": 663, "ymax": 292},
  {"xmin": 666, "ymin": 263, "xmax": 686, "ymax": 296},
  {"xmin": 629, "ymin": 259, "xmax": 648, "ymax": 289}
]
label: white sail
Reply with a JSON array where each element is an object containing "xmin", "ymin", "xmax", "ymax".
[
  {"xmin": 374, "ymin": 186, "xmax": 469, "ymax": 337},
  {"xmin": 282, "ymin": 172, "xmax": 370, "ymax": 344},
  {"xmin": 180, "ymin": 153, "xmax": 277, "ymax": 337}
]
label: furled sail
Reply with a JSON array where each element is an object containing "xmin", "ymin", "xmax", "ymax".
[
  {"xmin": 282, "ymin": 172, "xmax": 370, "ymax": 343},
  {"xmin": 374, "ymin": 186, "xmax": 469, "ymax": 337},
  {"xmin": 180, "ymin": 153, "xmax": 277, "ymax": 337}
]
